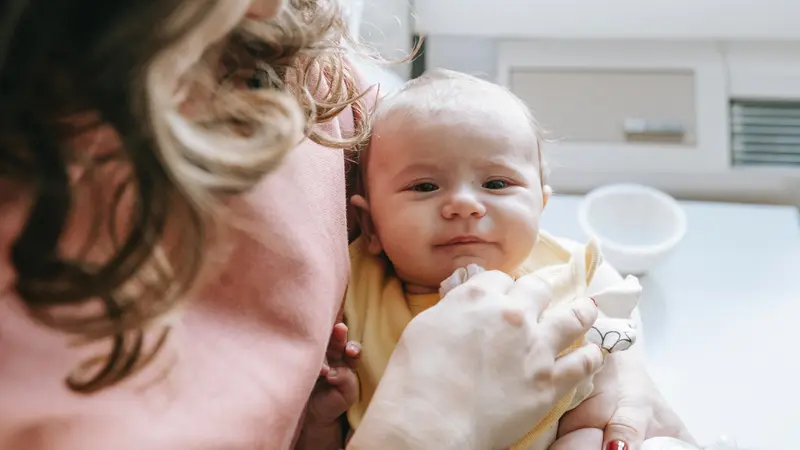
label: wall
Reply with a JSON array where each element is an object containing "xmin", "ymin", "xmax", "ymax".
[
  {"xmin": 425, "ymin": 36, "xmax": 498, "ymax": 81},
  {"xmin": 415, "ymin": 0, "xmax": 800, "ymax": 40},
  {"xmin": 353, "ymin": 1, "xmax": 493, "ymax": 82},
  {"xmin": 351, "ymin": 1, "xmax": 495, "ymax": 82},
  {"xmin": 355, "ymin": 0, "xmax": 413, "ymax": 79}
]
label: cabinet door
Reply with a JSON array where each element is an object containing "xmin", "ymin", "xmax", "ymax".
[
  {"xmin": 511, "ymin": 69, "xmax": 697, "ymax": 146},
  {"xmin": 497, "ymin": 41, "xmax": 728, "ymax": 174}
]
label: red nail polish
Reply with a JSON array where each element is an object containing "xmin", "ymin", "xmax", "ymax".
[{"xmin": 605, "ymin": 441, "xmax": 628, "ymax": 450}]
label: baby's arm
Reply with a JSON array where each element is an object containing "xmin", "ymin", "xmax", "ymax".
[
  {"xmin": 295, "ymin": 417, "xmax": 347, "ymax": 450},
  {"xmin": 295, "ymin": 323, "xmax": 361, "ymax": 450}
]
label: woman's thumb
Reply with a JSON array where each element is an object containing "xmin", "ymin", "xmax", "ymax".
[{"xmin": 604, "ymin": 406, "xmax": 646, "ymax": 450}]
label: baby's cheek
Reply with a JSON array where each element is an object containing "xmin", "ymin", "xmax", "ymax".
[
  {"xmin": 501, "ymin": 221, "xmax": 538, "ymax": 266},
  {"xmin": 378, "ymin": 217, "xmax": 427, "ymax": 258},
  {"xmin": 493, "ymin": 194, "xmax": 542, "ymax": 225},
  {"xmin": 381, "ymin": 206, "xmax": 429, "ymax": 241}
]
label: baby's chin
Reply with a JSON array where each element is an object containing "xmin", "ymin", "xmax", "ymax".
[
  {"xmin": 401, "ymin": 257, "xmax": 511, "ymax": 294},
  {"xmin": 444, "ymin": 255, "xmax": 514, "ymax": 276}
]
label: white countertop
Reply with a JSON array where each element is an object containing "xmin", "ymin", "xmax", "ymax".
[{"xmin": 541, "ymin": 195, "xmax": 800, "ymax": 450}]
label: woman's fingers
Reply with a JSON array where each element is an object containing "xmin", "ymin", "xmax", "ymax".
[
  {"xmin": 549, "ymin": 428, "xmax": 604, "ymax": 450},
  {"xmin": 552, "ymin": 343, "xmax": 604, "ymax": 399},
  {"xmin": 444, "ymin": 268, "xmax": 515, "ymax": 299},
  {"xmin": 604, "ymin": 399, "xmax": 697, "ymax": 450},
  {"xmin": 507, "ymin": 273, "xmax": 553, "ymax": 319},
  {"xmin": 439, "ymin": 267, "xmax": 468, "ymax": 297},
  {"xmin": 603, "ymin": 404, "xmax": 649, "ymax": 450},
  {"xmin": 541, "ymin": 297, "xmax": 599, "ymax": 354}
]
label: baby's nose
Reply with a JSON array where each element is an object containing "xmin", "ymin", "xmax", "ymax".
[{"xmin": 442, "ymin": 192, "xmax": 487, "ymax": 218}]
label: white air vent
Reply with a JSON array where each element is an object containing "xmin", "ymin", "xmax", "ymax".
[{"xmin": 731, "ymin": 101, "xmax": 800, "ymax": 167}]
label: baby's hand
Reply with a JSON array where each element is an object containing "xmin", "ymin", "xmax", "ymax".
[{"xmin": 306, "ymin": 323, "xmax": 361, "ymax": 425}]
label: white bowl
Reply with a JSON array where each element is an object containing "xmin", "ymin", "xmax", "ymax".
[{"xmin": 578, "ymin": 183, "xmax": 687, "ymax": 275}]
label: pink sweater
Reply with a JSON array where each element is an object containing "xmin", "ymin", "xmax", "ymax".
[{"xmin": 0, "ymin": 88, "xmax": 366, "ymax": 448}]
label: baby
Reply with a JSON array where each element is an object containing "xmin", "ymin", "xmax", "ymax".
[{"xmin": 295, "ymin": 69, "xmax": 644, "ymax": 450}]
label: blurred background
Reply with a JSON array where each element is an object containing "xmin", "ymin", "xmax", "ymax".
[
  {"xmin": 350, "ymin": 0, "xmax": 800, "ymax": 207},
  {"xmin": 348, "ymin": 3, "xmax": 800, "ymax": 448}
]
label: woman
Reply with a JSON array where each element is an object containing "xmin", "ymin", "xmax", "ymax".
[{"xmin": 0, "ymin": 0, "xmax": 691, "ymax": 449}]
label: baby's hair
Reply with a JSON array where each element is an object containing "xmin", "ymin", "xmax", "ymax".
[{"xmin": 0, "ymin": 0, "xmax": 388, "ymax": 393}]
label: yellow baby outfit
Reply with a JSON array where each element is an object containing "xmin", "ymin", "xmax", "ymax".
[{"xmin": 344, "ymin": 231, "xmax": 602, "ymax": 449}]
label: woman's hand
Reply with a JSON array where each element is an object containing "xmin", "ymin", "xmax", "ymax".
[
  {"xmin": 556, "ymin": 349, "xmax": 695, "ymax": 450},
  {"xmin": 348, "ymin": 266, "xmax": 605, "ymax": 450}
]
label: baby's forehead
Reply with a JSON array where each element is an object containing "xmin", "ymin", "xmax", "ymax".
[
  {"xmin": 371, "ymin": 86, "xmax": 538, "ymax": 156},
  {"xmin": 375, "ymin": 108, "xmax": 534, "ymax": 150},
  {"xmin": 368, "ymin": 111, "xmax": 540, "ymax": 180},
  {"xmin": 364, "ymin": 72, "xmax": 543, "ymax": 174}
]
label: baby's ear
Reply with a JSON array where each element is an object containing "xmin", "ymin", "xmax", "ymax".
[
  {"xmin": 542, "ymin": 185, "xmax": 552, "ymax": 210},
  {"xmin": 350, "ymin": 195, "xmax": 383, "ymax": 255}
]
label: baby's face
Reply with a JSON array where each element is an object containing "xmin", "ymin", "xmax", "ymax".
[{"xmin": 364, "ymin": 108, "xmax": 547, "ymax": 291}]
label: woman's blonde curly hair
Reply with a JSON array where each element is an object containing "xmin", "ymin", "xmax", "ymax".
[{"xmin": 0, "ymin": 0, "xmax": 383, "ymax": 393}]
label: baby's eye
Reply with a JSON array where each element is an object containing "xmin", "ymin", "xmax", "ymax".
[
  {"xmin": 411, "ymin": 182, "xmax": 439, "ymax": 192},
  {"xmin": 483, "ymin": 179, "xmax": 508, "ymax": 190}
]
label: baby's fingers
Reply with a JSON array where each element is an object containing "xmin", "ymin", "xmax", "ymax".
[
  {"xmin": 327, "ymin": 323, "xmax": 349, "ymax": 360},
  {"xmin": 325, "ymin": 366, "xmax": 359, "ymax": 406},
  {"xmin": 344, "ymin": 341, "xmax": 361, "ymax": 369}
]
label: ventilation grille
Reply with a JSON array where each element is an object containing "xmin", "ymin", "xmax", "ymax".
[{"xmin": 732, "ymin": 100, "xmax": 800, "ymax": 167}]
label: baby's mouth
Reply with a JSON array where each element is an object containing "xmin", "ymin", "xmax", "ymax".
[{"xmin": 438, "ymin": 235, "xmax": 487, "ymax": 246}]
